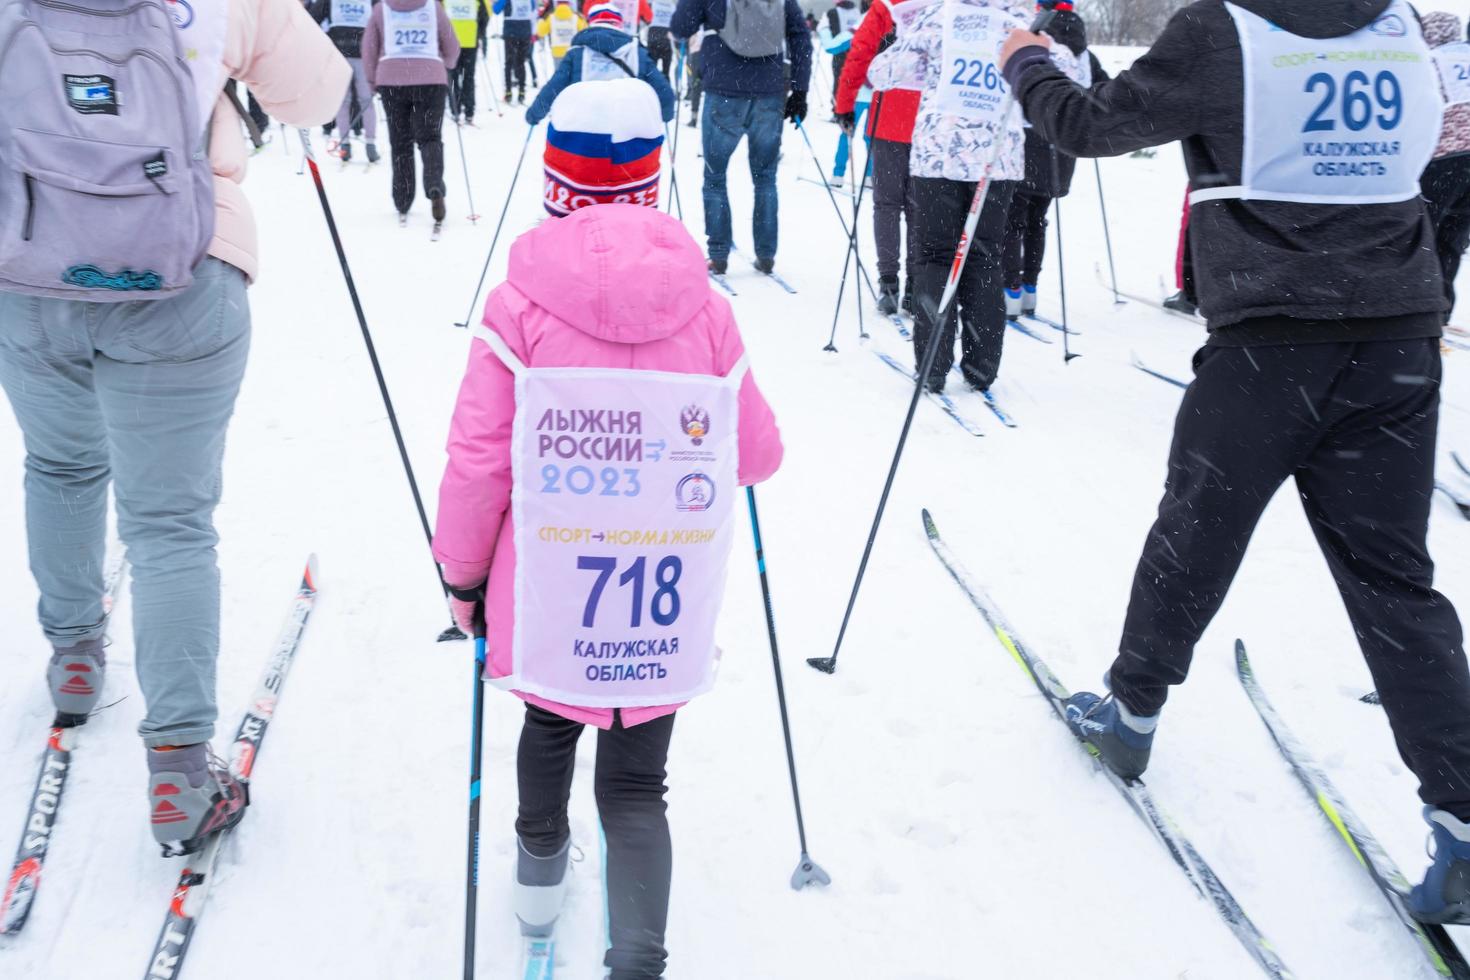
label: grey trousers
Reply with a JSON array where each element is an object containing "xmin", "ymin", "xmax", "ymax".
[{"xmin": 0, "ymin": 258, "xmax": 251, "ymax": 747}]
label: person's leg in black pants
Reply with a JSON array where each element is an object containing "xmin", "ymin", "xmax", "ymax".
[
  {"xmin": 1293, "ymin": 339, "xmax": 1470, "ymax": 816},
  {"xmin": 910, "ymin": 176, "xmax": 970, "ymax": 390},
  {"xmin": 456, "ymin": 48, "xmax": 479, "ymax": 121},
  {"xmin": 380, "ymin": 86, "xmax": 418, "ymax": 214},
  {"xmin": 598, "ymin": 712, "xmax": 676, "ymax": 979},
  {"xmin": 954, "ymin": 180, "xmax": 1014, "ymax": 391},
  {"xmin": 414, "ymin": 85, "xmax": 448, "ymax": 203},
  {"xmin": 1020, "ymin": 192, "xmax": 1050, "ymax": 288},
  {"xmin": 871, "ymin": 138, "xmax": 908, "ymax": 284},
  {"xmin": 505, "ymin": 36, "xmax": 528, "ymax": 98},
  {"xmin": 515, "ymin": 705, "xmax": 584, "ymax": 855},
  {"xmin": 1002, "ymin": 190, "xmax": 1028, "ymax": 292}
]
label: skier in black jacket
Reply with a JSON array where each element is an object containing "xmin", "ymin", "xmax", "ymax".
[{"xmin": 1002, "ymin": 0, "xmax": 1470, "ymax": 924}]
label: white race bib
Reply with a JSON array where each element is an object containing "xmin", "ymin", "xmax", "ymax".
[
  {"xmin": 614, "ymin": 0, "xmax": 639, "ymax": 29},
  {"xmin": 165, "ymin": 0, "xmax": 229, "ymax": 140},
  {"xmin": 650, "ymin": 0, "xmax": 674, "ymax": 28},
  {"xmin": 1435, "ymin": 41, "xmax": 1470, "ymax": 107},
  {"xmin": 445, "ymin": 0, "xmax": 477, "ymax": 23},
  {"xmin": 1192, "ymin": 0, "xmax": 1441, "ymax": 206},
  {"xmin": 581, "ymin": 38, "xmax": 637, "ymax": 81},
  {"xmin": 477, "ymin": 326, "xmax": 743, "ymax": 709},
  {"xmin": 384, "ymin": 0, "xmax": 438, "ymax": 59},
  {"xmin": 935, "ymin": 1, "xmax": 1023, "ymax": 123},
  {"xmin": 508, "ymin": 0, "xmax": 534, "ymax": 20},
  {"xmin": 329, "ymin": 0, "xmax": 371, "ymax": 28},
  {"xmin": 551, "ymin": 13, "xmax": 577, "ymax": 46}
]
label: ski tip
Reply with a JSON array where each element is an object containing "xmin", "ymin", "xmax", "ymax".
[
  {"xmin": 806, "ymin": 656, "xmax": 836, "ymax": 675},
  {"xmin": 921, "ymin": 509, "xmax": 938, "ymax": 539},
  {"xmin": 1360, "ymin": 690, "xmax": 1382, "ymax": 705},
  {"xmin": 301, "ymin": 554, "xmax": 319, "ymax": 594}
]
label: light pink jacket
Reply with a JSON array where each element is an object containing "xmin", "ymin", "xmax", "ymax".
[
  {"xmin": 210, "ymin": 0, "xmax": 352, "ymax": 281},
  {"xmin": 433, "ymin": 205, "xmax": 784, "ymax": 730}
]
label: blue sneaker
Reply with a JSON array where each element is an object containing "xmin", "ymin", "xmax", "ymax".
[
  {"xmin": 1005, "ymin": 287, "xmax": 1023, "ymax": 320},
  {"xmin": 1409, "ymin": 808, "xmax": 1470, "ymax": 924},
  {"xmin": 1022, "ymin": 283, "xmax": 1038, "ymax": 315},
  {"xmin": 1064, "ymin": 687, "xmax": 1158, "ymax": 781}
]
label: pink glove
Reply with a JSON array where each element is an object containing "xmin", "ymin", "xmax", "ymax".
[{"xmin": 446, "ymin": 583, "xmax": 486, "ymax": 636}]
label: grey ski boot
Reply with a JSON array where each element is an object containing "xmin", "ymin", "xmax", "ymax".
[
  {"xmin": 147, "ymin": 744, "xmax": 249, "ymax": 856},
  {"xmin": 514, "ymin": 838, "xmax": 571, "ymax": 937},
  {"xmin": 47, "ymin": 637, "xmax": 106, "ymax": 724}
]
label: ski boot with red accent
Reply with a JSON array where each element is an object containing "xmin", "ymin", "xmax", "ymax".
[
  {"xmin": 47, "ymin": 638, "xmax": 105, "ymax": 725},
  {"xmin": 147, "ymin": 744, "xmax": 249, "ymax": 856}
]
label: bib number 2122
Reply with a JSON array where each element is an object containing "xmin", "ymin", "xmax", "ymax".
[
  {"xmin": 1303, "ymin": 70, "xmax": 1402, "ymax": 132},
  {"xmin": 578, "ymin": 556, "xmax": 682, "ymax": 628}
]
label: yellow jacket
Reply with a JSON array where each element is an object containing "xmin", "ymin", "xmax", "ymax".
[
  {"xmin": 537, "ymin": 2, "xmax": 585, "ymax": 58},
  {"xmin": 444, "ymin": 0, "xmax": 490, "ymax": 49}
]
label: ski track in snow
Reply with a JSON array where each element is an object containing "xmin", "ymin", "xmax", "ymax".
[{"xmin": 0, "ymin": 46, "xmax": 1467, "ymax": 979}]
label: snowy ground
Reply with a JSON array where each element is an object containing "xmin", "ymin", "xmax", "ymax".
[{"xmin": 3, "ymin": 45, "xmax": 1470, "ymax": 979}]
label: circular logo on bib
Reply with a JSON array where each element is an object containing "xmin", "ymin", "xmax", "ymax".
[
  {"xmin": 675, "ymin": 473, "xmax": 715, "ymax": 512},
  {"xmin": 168, "ymin": 0, "xmax": 195, "ymax": 29}
]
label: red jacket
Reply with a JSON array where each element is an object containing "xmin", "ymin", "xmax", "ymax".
[{"xmin": 834, "ymin": 0, "xmax": 919, "ymax": 143}]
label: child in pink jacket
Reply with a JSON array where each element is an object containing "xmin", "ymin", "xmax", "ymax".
[{"xmin": 432, "ymin": 133, "xmax": 782, "ymax": 972}]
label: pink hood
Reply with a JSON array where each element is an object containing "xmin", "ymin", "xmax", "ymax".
[
  {"xmin": 507, "ymin": 203, "xmax": 712, "ymax": 345},
  {"xmin": 433, "ymin": 206, "xmax": 784, "ymax": 730}
]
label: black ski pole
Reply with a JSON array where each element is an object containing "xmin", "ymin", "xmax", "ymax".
[
  {"xmin": 463, "ymin": 609, "xmax": 488, "ymax": 980},
  {"xmin": 454, "ymin": 127, "xmax": 535, "ymax": 328},
  {"xmin": 796, "ymin": 120, "xmax": 882, "ymax": 307},
  {"xmin": 746, "ymin": 488, "xmax": 831, "ymax": 890},
  {"xmin": 449, "ymin": 78, "xmax": 482, "ymax": 224},
  {"xmin": 298, "ymin": 130, "xmax": 467, "ymax": 643},
  {"xmin": 1094, "ymin": 159, "xmax": 1121, "ymax": 306},
  {"xmin": 1054, "ymin": 195, "xmax": 1078, "ymax": 363},
  {"xmin": 822, "ymin": 97, "xmax": 885, "ymax": 351},
  {"xmin": 809, "ymin": 8, "xmax": 1057, "ymax": 675}
]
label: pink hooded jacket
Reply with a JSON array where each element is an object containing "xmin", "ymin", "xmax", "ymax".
[{"xmin": 432, "ymin": 205, "xmax": 784, "ymax": 730}]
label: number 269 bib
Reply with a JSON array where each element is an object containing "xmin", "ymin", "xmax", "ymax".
[
  {"xmin": 478, "ymin": 326, "xmax": 744, "ymax": 709},
  {"xmin": 1192, "ymin": 0, "xmax": 1440, "ymax": 206}
]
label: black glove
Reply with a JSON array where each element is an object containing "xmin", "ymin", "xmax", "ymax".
[
  {"xmin": 835, "ymin": 109, "xmax": 856, "ymax": 135},
  {"xmin": 784, "ymin": 90, "xmax": 808, "ymax": 126}
]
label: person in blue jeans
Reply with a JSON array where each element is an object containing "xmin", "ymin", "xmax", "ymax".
[{"xmin": 671, "ymin": 0, "xmax": 812, "ymax": 274}]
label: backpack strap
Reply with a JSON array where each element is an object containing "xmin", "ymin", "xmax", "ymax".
[{"xmin": 223, "ymin": 80, "xmax": 266, "ymax": 150}]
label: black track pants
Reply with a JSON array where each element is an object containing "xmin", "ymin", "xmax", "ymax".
[
  {"xmin": 1110, "ymin": 339, "xmax": 1470, "ymax": 815},
  {"xmin": 380, "ymin": 84, "xmax": 447, "ymax": 214},
  {"xmin": 910, "ymin": 176, "xmax": 1014, "ymax": 391}
]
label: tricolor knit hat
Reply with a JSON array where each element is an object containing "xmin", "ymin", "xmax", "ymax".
[
  {"xmin": 585, "ymin": 1, "xmax": 624, "ymax": 27},
  {"xmin": 543, "ymin": 78, "xmax": 664, "ymax": 217}
]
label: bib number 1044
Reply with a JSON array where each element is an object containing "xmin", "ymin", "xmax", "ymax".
[
  {"xmin": 578, "ymin": 556, "xmax": 682, "ymax": 628},
  {"xmin": 1303, "ymin": 70, "xmax": 1402, "ymax": 132}
]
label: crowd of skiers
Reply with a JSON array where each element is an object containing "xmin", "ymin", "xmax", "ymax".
[{"xmin": 2, "ymin": 0, "xmax": 1470, "ymax": 978}]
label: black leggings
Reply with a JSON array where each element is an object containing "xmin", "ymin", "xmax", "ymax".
[{"xmin": 517, "ymin": 704, "xmax": 675, "ymax": 979}]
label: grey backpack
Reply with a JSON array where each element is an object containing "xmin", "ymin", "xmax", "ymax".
[
  {"xmin": 0, "ymin": 0, "xmax": 217, "ymax": 301},
  {"xmin": 719, "ymin": 0, "xmax": 784, "ymax": 58}
]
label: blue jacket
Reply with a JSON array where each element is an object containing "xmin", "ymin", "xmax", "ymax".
[
  {"xmin": 526, "ymin": 27, "xmax": 678, "ymax": 125},
  {"xmin": 492, "ymin": 0, "xmax": 534, "ymax": 38},
  {"xmin": 670, "ymin": 0, "xmax": 811, "ymax": 98}
]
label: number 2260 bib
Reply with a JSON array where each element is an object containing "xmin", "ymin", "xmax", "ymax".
[
  {"xmin": 936, "ymin": 3, "xmax": 1024, "ymax": 123},
  {"xmin": 479, "ymin": 326, "xmax": 745, "ymax": 709}
]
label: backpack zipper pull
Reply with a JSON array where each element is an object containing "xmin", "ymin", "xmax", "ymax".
[{"xmin": 22, "ymin": 175, "xmax": 35, "ymax": 242}]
